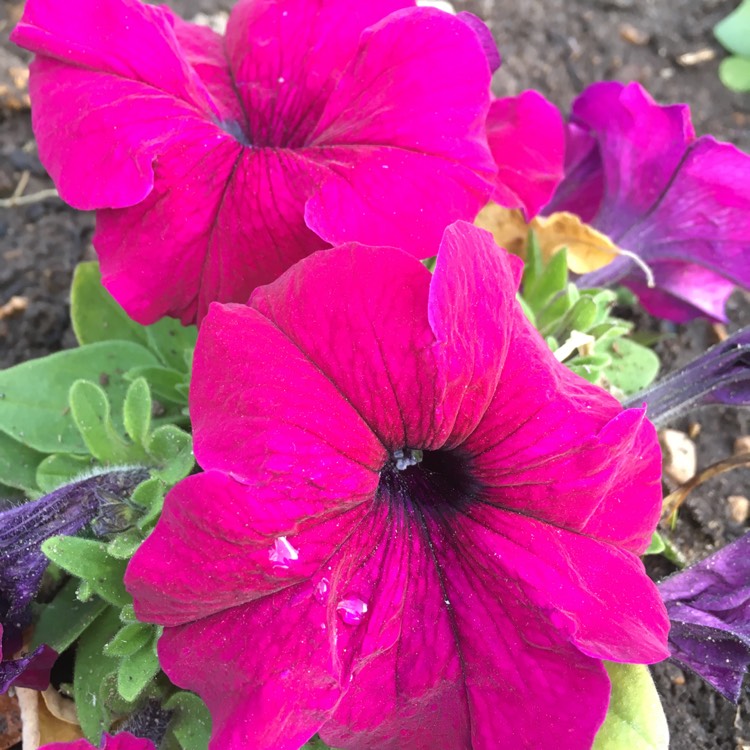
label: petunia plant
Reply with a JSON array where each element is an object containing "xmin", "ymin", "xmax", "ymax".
[{"xmin": 2, "ymin": 0, "xmax": 750, "ymax": 748}]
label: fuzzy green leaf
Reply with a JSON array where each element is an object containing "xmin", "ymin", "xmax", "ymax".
[
  {"xmin": 126, "ymin": 365, "xmax": 186, "ymax": 406},
  {"xmin": 74, "ymin": 607, "xmax": 121, "ymax": 742},
  {"xmin": 0, "ymin": 430, "xmax": 44, "ymax": 492},
  {"xmin": 30, "ymin": 577, "xmax": 108, "ymax": 653},
  {"xmin": 71, "ymin": 263, "xmax": 149, "ymax": 348},
  {"xmin": 106, "ymin": 528, "xmax": 145, "ymax": 559},
  {"xmin": 593, "ymin": 662, "xmax": 669, "ymax": 749},
  {"xmin": 0, "ymin": 342, "xmax": 159, "ymax": 453},
  {"xmin": 123, "ymin": 378, "xmax": 152, "ymax": 448},
  {"xmin": 715, "ymin": 0, "xmax": 750, "ymax": 57},
  {"xmin": 524, "ymin": 247, "xmax": 569, "ymax": 312},
  {"xmin": 644, "ymin": 531, "xmax": 666, "ymax": 556},
  {"xmin": 719, "ymin": 55, "xmax": 750, "ymax": 92},
  {"xmin": 104, "ymin": 622, "xmax": 153, "ymax": 658},
  {"xmin": 131, "ymin": 477, "xmax": 167, "ymax": 530},
  {"xmin": 145, "ymin": 320, "xmax": 198, "ymax": 373},
  {"xmin": 164, "ymin": 692, "xmax": 212, "ymax": 750},
  {"xmin": 35, "ymin": 453, "xmax": 94, "ymax": 493},
  {"xmin": 42, "ymin": 536, "xmax": 130, "ymax": 607},
  {"xmin": 596, "ymin": 338, "xmax": 660, "ymax": 397},
  {"xmin": 117, "ymin": 632, "xmax": 160, "ymax": 702},
  {"xmin": 147, "ymin": 425, "xmax": 194, "ymax": 484}
]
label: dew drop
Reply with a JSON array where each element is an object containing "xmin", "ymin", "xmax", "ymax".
[
  {"xmin": 269, "ymin": 535, "xmax": 299, "ymax": 569},
  {"xmin": 277, "ymin": 76, "xmax": 286, "ymax": 84},
  {"xmin": 336, "ymin": 597, "xmax": 368, "ymax": 625},
  {"xmin": 314, "ymin": 577, "xmax": 330, "ymax": 604}
]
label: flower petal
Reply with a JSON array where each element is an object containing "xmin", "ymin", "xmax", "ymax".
[
  {"xmin": 462, "ymin": 313, "xmax": 662, "ymax": 554},
  {"xmin": 317, "ymin": 507, "xmax": 611, "ymax": 750},
  {"xmin": 305, "ymin": 7, "xmax": 494, "ymax": 254},
  {"xmin": 97, "ymin": 145, "xmax": 327, "ymax": 325},
  {"xmin": 10, "ymin": 0, "xmax": 219, "ymax": 208},
  {"xmin": 126, "ymin": 471, "xmax": 373, "ymax": 625},
  {"xmin": 0, "ymin": 638, "xmax": 57, "ymax": 693},
  {"xmin": 428, "ymin": 222, "xmax": 523, "ymax": 446},
  {"xmin": 250, "ymin": 244, "xmax": 443, "ymax": 449},
  {"xmin": 487, "ymin": 91, "xmax": 565, "ymax": 218},
  {"xmin": 157, "ymin": 589, "xmax": 340, "ymax": 750},
  {"xmin": 567, "ymin": 81, "xmax": 694, "ymax": 238},
  {"xmin": 224, "ymin": 0, "xmax": 412, "ymax": 147},
  {"xmin": 627, "ymin": 261, "xmax": 737, "ymax": 323},
  {"xmin": 191, "ymin": 302, "xmax": 384, "ymax": 482}
]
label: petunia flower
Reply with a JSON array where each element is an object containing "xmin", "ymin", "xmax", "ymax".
[
  {"xmin": 11, "ymin": 0, "xmax": 496, "ymax": 325},
  {"xmin": 658, "ymin": 533, "xmax": 750, "ymax": 702},
  {"xmin": 126, "ymin": 222, "xmax": 669, "ymax": 750},
  {"xmin": 40, "ymin": 732, "xmax": 156, "ymax": 750},
  {"xmin": 544, "ymin": 81, "xmax": 750, "ymax": 322},
  {"xmin": 487, "ymin": 90, "xmax": 566, "ymax": 218},
  {"xmin": 624, "ymin": 325, "xmax": 750, "ymax": 425},
  {"xmin": 0, "ymin": 468, "xmax": 147, "ymax": 691}
]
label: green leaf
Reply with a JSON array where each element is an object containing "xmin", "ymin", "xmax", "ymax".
[
  {"xmin": 596, "ymin": 338, "xmax": 660, "ymax": 397},
  {"xmin": 117, "ymin": 631, "xmax": 160, "ymax": 702},
  {"xmin": 147, "ymin": 425, "xmax": 194, "ymax": 484},
  {"xmin": 103, "ymin": 622, "xmax": 153, "ymax": 658},
  {"xmin": 126, "ymin": 365, "xmax": 187, "ymax": 406},
  {"xmin": 524, "ymin": 247, "xmax": 569, "ymax": 313},
  {"xmin": 42, "ymin": 536, "xmax": 130, "ymax": 607},
  {"xmin": 164, "ymin": 692, "xmax": 213, "ymax": 750},
  {"xmin": 0, "ymin": 341, "xmax": 160, "ymax": 453},
  {"xmin": 145, "ymin": 320, "xmax": 198, "ymax": 373},
  {"xmin": 131, "ymin": 477, "xmax": 167, "ymax": 530},
  {"xmin": 715, "ymin": 0, "xmax": 750, "ymax": 57},
  {"xmin": 719, "ymin": 55, "xmax": 750, "ymax": 92},
  {"xmin": 70, "ymin": 380, "xmax": 142, "ymax": 464},
  {"xmin": 0, "ymin": 430, "xmax": 44, "ymax": 492},
  {"xmin": 36, "ymin": 453, "xmax": 94, "ymax": 493},
  {"xmin": 644, "ymin": 531, "xmax": 666, "ymax": 556},
  {"xmin": 74, "ymin": 606, "xmax": 121, "ymax": 742},
  {"xmin": 123, "ymin": 378, "xmax": 152, "ymax": 447},
  {"xmin": 71, "ymin": 262, "xmax": 149, "ymax": 348},
  {"xmin": 106, "ymin": 528, "xmax": 145, "ymax": 559},
  {"xmin": 301, "ymin": 738, "xmax": 335, "ymax": 750},
  {"xmin": 593, "ymin": 662, "xmax": 669, "ymax": 749},
  {"xmin": 30, "ymin": 578, "xmax": 108, "ymax": 653}
]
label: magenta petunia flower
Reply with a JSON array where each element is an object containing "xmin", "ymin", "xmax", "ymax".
[
  {"xmin": 41, "ymin": 732, "xmax": 156, "ymax": 750},
  {"xmin": 126, "ymin": 222, "xmax": 669, "ymax": 749},
  {"xmin": 544, "ymin": 81, "xmax": 750, "ymax": 322},
  {"xmin": 11, "ymin": 0, "xmax": 496, "ymax": 326},
  {"xmin": 487, "ymin": 90, "xmax": 565, "ymax": 218}
]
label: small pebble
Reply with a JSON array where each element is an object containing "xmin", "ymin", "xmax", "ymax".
[
  {"xmin": 727, "ymin": 495, "xmax": 749, "ymax": 525},
  {"xmin": 734, "ymin": 435, "xmax": 750, "ymax": 455},
  {"xmin": 660, "ymin": 429, "xmax": 697, "ymax": 485},
  {"xmin": 619, "ymin": 23, "xmax": 650, "ymax": 46}
]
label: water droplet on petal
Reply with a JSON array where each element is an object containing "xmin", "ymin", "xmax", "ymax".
[
  {"xmin": 277, "ymin": 76, "xmax": 286, "ymax": 84},
  {"xmin": 314, "ymin": 577, "xmax": 330, "ymax": 604},
  {"xmin": 269, "ymin": 535, "xmax": 299, "ymax": 569},
  {"xmin": 337, "ymin": 597, "xmax": 368, "ymax": 625}
]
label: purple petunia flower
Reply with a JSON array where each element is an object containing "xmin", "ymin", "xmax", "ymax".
[
  {"xmin": 544, "ymin": 81, "xmax": 750, "ymax": 322},
  {"xmin": 11, "ymin": 0, "xmax": 496, "ymax": 326},
  {"xmin": 40, "ymin": 732, "xmax": 156, "ymax": 750},
  {"xmin": 0, "ymin": 468, "xmax": 147, "ymax": 692},
  {"xmin": 126, "ymin": 222, "xmax": 669, "ymax": 750},
  {"xmin": 658, "ymin": 533, "xmax": 750, "ymax": 702}
]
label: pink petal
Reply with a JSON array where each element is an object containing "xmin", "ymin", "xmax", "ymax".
[
  {"xmin": 224, "ymin": 0, "xmax": 412, "ymax": 148},
  {"xmin": 305, "ymin": 8, "xmax": 495, "ymax": 254},
  {"xmin": 569, "ymin": 81, "xmax": 694, "ymax": 237},
  {"xmin": 487, "ymin": 91, "xmax": 566, "ymax": 218},
  {"xmin": 463, "ymin": 313, "xmax": 662, "ymax": 554},
  {"xmin": 97, "ymin": 145, "xmax": 327, "ymax": 325},
  {"xmin": 125, "ymin": 471, "xmax": 372, "ymax": 625},
  {"xmin": 41, "ymin": 733, "xmax": 155, "ymax": 750},
  {"xmin": 158, "ymin": 588, "xmax": 340, "ymax": 750},
  {"xmin": 250, "ymin": 244, "xmax": 444, "ymax": 449},
  {"xmin": 428, "ymin": 222, "xmax": 523, "ymax": 446},
  {"xmin": 317, "ymin": 506, "xmax": 611, "ymax": 750},
  {"xmin": 190, "ymin": 302, "xmax": 384, "ymax": 481},
  {"xmin": 10, "ymin": 0, "xmax": 219, "ymax": 209},
  {"xmin": 171, "ymin": 16, "xmax": 245, "ymax": 126}
]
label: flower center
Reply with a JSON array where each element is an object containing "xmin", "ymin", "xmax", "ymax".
[{"xmin": 377, "ymin": 448, "xmax": 479, "ymax": 516}]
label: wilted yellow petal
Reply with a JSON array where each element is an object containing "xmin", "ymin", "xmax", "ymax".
[
  {"xmin": 474, "ymin": 204, "xmax": 528, "ymax": 257},
  {"xmin": 474, "ymin": 203, "xmax": 620, "ymax": 274},
  {"xmin": 16, "ymin": 688, "xmax": 84, "ymax": 750},
  {"xmin": 533, "ymin": 212, "xmax": 618, "ymax": 274}
]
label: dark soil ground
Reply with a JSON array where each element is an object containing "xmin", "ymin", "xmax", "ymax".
[{"xmin": 1, "ymin": 0, "xmax": 749, "ymax": 747}]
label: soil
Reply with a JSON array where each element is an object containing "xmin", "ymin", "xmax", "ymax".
[{"xmin": 1, "ymin": 0, "xmax": 749, "ymax": 747}]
